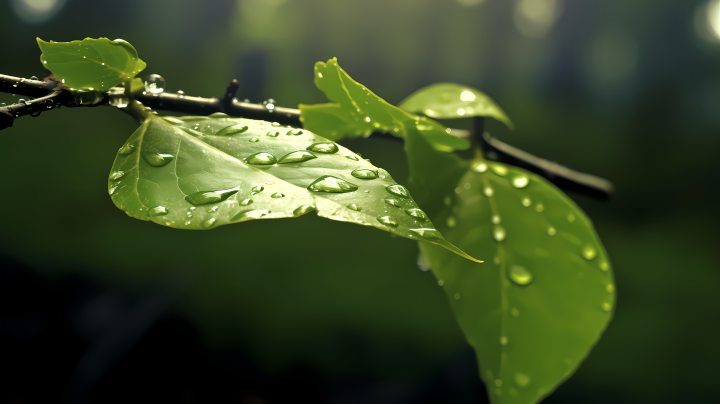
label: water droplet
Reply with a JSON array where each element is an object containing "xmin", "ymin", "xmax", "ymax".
[
  {"xmin": 271, "ymin": 122, "xmax": 282, "ymax": 127},
  {"xmin": 599, "ymin": 261, "xmax": 609, "ymax": 271},
  {"xmin": 606, "ymin": 284, "xmax": 615, "ymax": 293},
  {"xmin": 148, "ymin": 206, "xmax": 168, "ymax": 217},
  {"xmin": 567, "ymin": 213, "xmax": 576, "ymax": 222},
  {"xmin": 508, "ymin": 265, "xmax": 533, "ymax": 286},
  {"xmin": 232, "ymin": 209, "xmax": 270, "ymax": 221},
  {"xmin": 266, "ymin": 130, "xmax": 280, "ymax": 137},
  {"xmin": 246, "ymin": 152, "xmax": 277, "ymax": 165},
  {"xmin": 521, "ymin": 197, "xmax": 532, "ymax": 207},
  {"xmin": 278, "ymin": 150, "xmax": 316, "ymax": 164},
  {"xmin": 547, "ymin": 227, "xmax": 556, "ymax": 236},
  {"xmin": 108, "ymin": 171, "xmax": 125, "ymax": 181},
  {"xmin": 405, "ymin": 208, "xmax": 427, "ymax": 220},
  {"xmin": 454, "ymin": 293, "xmax": 460, "ymax": 300},
  {"xmin": 346, "ymin": 203, "xmax": 362, "ymax": 211},
  {"xmin": 143, "ymin": 74, "xmax": 165, "ymax": 94},
  {"xmin": 602, "ymin": 302, "xmax": 612, "ymax": 312},
  {"xmin": 202, "ymin": 218, "xmax": 216, "ymax": 228},
  {"xmin": 438, "ymin": 279, "xmax": 445, "ymax": 286},
  {"xmin": 489, "ymin": 164, "xmax": 508, "ymax": 176},
  {"xmin": 251, "ymin": 185, "xmax": 264, "ymax": 193},
  {"xmin": 185, "ymin": 221, "xmax": 191, "ymax": 225},
  {"xmin": 208, "ymin": 206, "xmax": 219, "ymax": 212},
  {"xmin": 307, "ymin": 176, "xmax": 358, "ymax": 193},
  {"xmin": 446, "ymin": 216, "xmax": 457, "ymax": 228},
  {"xmin": 484, "ymin": 187, "xmax": 494, "ymax": 197},
  {"xmin": 345, "ymin": 155, "xmax": 359, "ymax": 161},
  {"xmin": 216, "ymin": 123, "xmax": 249, "ymax": 136},
  {"xmin": 209, "ymin": 112, "xmax": 228, "ymax": 118},
  {"xmin": 189, "ymin": 207, "xmax": 196, "ymax": 210},
  {"xmin": 499, "ymin": 336, "xmax": 508, "ymax": 345},
  {"xmin": 293, "ymin": 205, "xmax": 315, "ymax": 216},
  {"xmin": 492, "ymin": 224, "xmax": 506, "ymax": 242},
  {"xmin": 386, "ymin": 185, "xmax": 409, "ymax": 198},
  {"xmin": 512, "ymin": 176, "xmax": 529, "ymax": 188},
  {"xmin": 410, "ymin": 228, "xmax": 442, "ymax": 239},
  {"xmin": 249, "ymin": 137, "xmax": 260, "ymax": 143},
  {"xmin": 118, "ymin": 144, "xmax": 135, "ymax": 155},
  {"xmin": 185, "ymin": 187, "xmax": 239, "ymax": 205},
  {"xmin": 491, "ymin": 214, "xmax": 501, "ymax": 224},
  {"xmin": 511, "ymin": 308, "xmax": 520, "ymax": 317},
  {"xmin": 377, "ymin": 216, "xmax": 398, "ymax": 227},
  {"xmin": 472, "ymin": 162, "xmax": 488, "ymax": 172},
  {"xmin": 240, "ymin": 198, "xmax": 252, "ymax": 206},
  {"xmin": 286, "ymin": 129, "xmax": 303, "ymax": 136},
  {"xmin": 186, "ymin": 212, "xmax": 193, "ymax": 217},
  {"xmin": 582, "ymin": 245, "xmax": 597, "ymax": 260},
  {"xmin": 306, "ymin": 142, "xmax": 339, "ymax": 154},
  {"xmin": 514, "ymin": 373, "xmax": 531, "ymax": 388},
  {"xmin": 109, "ymin": 96, "xmax": 129, "ymax": 108},
  {"xmin": 384, "ymin": 198, "xmax": 401, "ymax": 207},
  {"xmin": 142, "ymin": 153, "xmax": 174, "ymax": 167},
  {"xmin": 351, "ymin": 168, "xmax": 378, "ymax": 179},
  {"xmin": 271, "ymin": 192, "xmax": 284, "ymax": 198}
]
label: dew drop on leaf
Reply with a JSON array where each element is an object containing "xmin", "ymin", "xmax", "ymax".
[
  {"xmin": 271, "ymin": 192, "xmax": 284, "ymax": 198},
  {"xmin": 202, "ymin": 218, "xmax": 216, "ymax": 228},
  {"xmin": 208, "ymin": 206, "xmax": 219, "ymax": 213},
  {"xmin": 386, "ymin": 184, "xmax": 409, "ymax": 198},
  {"xmin": 246, "ymin": 152, "xmax": 277, "ymax": 165},
  {"xmin": 484, "ymin": 187, "xmax": 494, "ymax": 197},
  {"xmin": 142, "ymin": 153, "xmax": 174, "ymax": 167},
  {"xmin": 278, "ymin": 150, "xmax": 316, "ymax": 164},
  {"xmin": 287, "ymin": 129, "xmax": 304, "ymax": 136},
  {"xmin": 266, "ymin": 130, "xmax": 280, "ymax": 137},
  {"xmin": 216, "ymin": 124, "xmax": 249, "ymax": 136},
  {"xmin": 514, "ymin": 373, "xmax": 531, "ymax": 388},
  {"xmin": 185, "ymin": 187, "xmax": 239, "ymax": 206},
  {"xmin": 489, "ymin": 163, "xmax": 508, "ymax": 177},
  {"xmin": 118, "ymin": 144, "xmax": 135, "ymax": 155},
  {"xmin": 491, "ymin": 214, "xmax": 501, "ymax": 224},
  {"xmin": 345, "ymin": 155, "xmax": 359, "ymax": 161},
  {"xmin": 251, "ymin": 185, "xmax": 264, "ymax": 193},
  {"xmin": 293, "ymin": 205, "xmax": 315, "ymax": 216},
  {"xmin": 521, "ymin": 197, "xmax": 532, "ymax": 207},
  {"xmin": 346, "ymin": 203, "xmax": 362, "ymax": 211},
  {"xmin": 351, "ymin": 168, "xmax": 378, "ymax": 179},
  {"xmin": 239, "ymin": 198, "xmax": 253, "ymax": 206},
  {"xmin": 582, "ymin": 244, "xmax": 597, "ymax": 260},
  {"xmin": 492, "ymin": 224, "xmax": 507, "ymax": 242},
  {"xmin": 143, "ymin": 74, "xmax": 165, "ymax": 94},
  {"xmin": 535, "ymin": 203, "xmax": 545, "ymax": 212},
  {"xmin": 512, "ymin": 175, "xmax": 529, "ymax": 188},
  {"xmin": 148, "ymin": 206, "xmax": 168, "ymax": 217},
  {"xmin": 508, "ymin": 265, "xmax": 533, "ymax": 286},
  {"xmin": 547, "ymin": 227, "xmax": 557, "ymax": 236},
  {"xmin": 384, "ymin": 198, "xmax": 401, "ymax": 207},
  {"xmin": 232, "ymin": 209, "xmax": 270, "ymax": 221},
  {"xmin": 410, "ymin": 228, "xmax": 442, "ymax": 239},
  {"xmin": 249, "ymin": 137, "xmax": 260, "ymax": 143},
  {"xmin": 602, "ymin": 302, "xmax": 612, "ymax": 312},
  {"xmin": 405, "ymin": 208, "xmax": 427, "ymax": 220},
  {"xmin": 108, "ymin": 171, "xmax": 125, "ymax": 181},
  {"xmin": 377, "ymin": 216, "xmax": 398, "ymax": 227},
  {"xmin": 472, "ymin": 162, "xmax": 488, "ymax": 173},
  {"xmin": 306, "ymin": 142, "xmax": 339, "ymax": 154},
  {"xmin": 307, "ymin": 176, "xmax": 358, "ymax": 193},
  {"xmin": 209, "ymin": 112, "xmax": 228, "ymax": 118},
  {"xmin": 271, "ymin": 122, "xmax": 282, "ymax": 127}
]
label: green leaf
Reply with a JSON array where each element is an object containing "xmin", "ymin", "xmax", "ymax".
[
  {"xmin": 37, "ymin": 37, "xmax": 146, "ymax": 91},
  {"xmin": 418, "ymin": 150, "xmax": 614, "ymax": 404},
  {"xmin": 300, "ymin": 58, "xmax": 470, "ymax": 152},
  {"xmin": 399, "ymin": 83, "xmax": 514, "ymax": 130},
  {"xmin": 108, "ymin": 114, "xmax": 480, "ymax": 263}
]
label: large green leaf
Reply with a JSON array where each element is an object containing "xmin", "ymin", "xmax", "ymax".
[
  {"xmin": 300, "ymin": 58, "xmax": 470, "ymax": 152},
  {"xmin": 417, "ymin": 147, "xmax": 614, "ymax": 404},
  {"xmin": 399, "ymin": 83, "xmax": 514, "ymax": 129},
  {"xmin": 37, "ymin": 37, "xmax": 146, "ymax": 91},
  {"xmin": 108, "ymin": 114, "xmax": 480, "ymax": 262}
]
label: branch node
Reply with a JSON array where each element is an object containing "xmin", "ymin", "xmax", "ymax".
[{"xmin": 221, "ymin": 79, "xmax": 240, "ymax": 113}]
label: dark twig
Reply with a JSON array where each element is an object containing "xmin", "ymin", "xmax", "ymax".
[{"xmin": 221, "ymin": 79, "xmax": 239, "ymax": 113}]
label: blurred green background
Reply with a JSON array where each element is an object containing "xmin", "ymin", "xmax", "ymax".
[{"xmin": 1, "ymin": 0, "xmax": 719, "ymax": 403}]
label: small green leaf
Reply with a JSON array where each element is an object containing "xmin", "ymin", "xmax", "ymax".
[
  {"xmin": 399, "ymin": 83, "xmax": 514, "ymax": 130},
  {"xmin": 300, "ymin": 58, "xmax": 470, "ymax": 152},
  {"xmin": 108, "ymin": 115, "xmax": 480, "ymax": 262},
  {"xmin": 418, "ymin": 151, "xmax": 614, "ymax": 404},
  {"xmin": 37, "ymin": 37, "xmax": 146, "ymax": 91}
]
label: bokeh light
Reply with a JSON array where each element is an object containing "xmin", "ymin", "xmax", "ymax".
[{"xmin": 10, "ymin": 0, "xmax": 65, "ymax": 24}]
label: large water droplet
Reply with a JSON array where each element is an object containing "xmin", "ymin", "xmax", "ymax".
[
  {"xmin": 142, "ymin": 153, "xmax": 174, "ymax": 167},
  {"xmin": 293, "ymin": 205, "xmax": 315, "ymax": 216},
  {"xmin": 202, "ymin": 218, "xmax": 216, "ymax": 228},
  {"xmin": 246, "ymin": 152, "xmax": 277, "ymax": 165},
  {"xmin": 240, "ymin": 198, "xmax": 253, "ymax": 206},
  {"xmin": 185, "ymin": 187, "xmax": 239, "ymax": 205},
  {"xmin": 209, "ymin": 112, "xmax": 228, "ymax": 118},
  {"xmin": 232, "ymin": 209, "xmax": 270, "ymax": 221},
  {"xmin": 351, "ymin": 168, "xmax": 378, "ymax": 179},
  {"xmin": 307, "ymin": 176, "xmax": 358, "ymax": 193},
  {"xmin": 278, "ymin": 150, "xmax": 316, "ymax": 164},
  {"xmin": 108, "ymin": 171, "xmax": 125, "ymax": 181},
  {"xmin": 216, "ymin": 123, "xmax": 249, "ymax": 136},
  {"xmin": 208, "ymin": 206, "xmax": 219, "ymax": 213},
  {"xmin": 386, "ymin": 185, "xmax": 409, "ymax": 198},
  {"xmin": 249, "ymin": 137, "xmax": 260, "ymax": 143},
  {"xmin": 143, "ymin": 74, "xmax": 165, "ymax": 94},
  {"xmin": 271, "ymin": 192, "xmax": 284, "ymax": 198},
  {"xmin": 512, "ymin": 176, "xmax": 529, "ymax": 188},
  {"xmin": 377, "ymin": 216, "xmax": 398, "ymax": 227},
  {"xmin": 472, "ymin": 162, "xmax": 488, "ymax": 173},
  {"xmin": 582, "ymin": 245, "xmax": 597, "ymax": 260},
  {"xmin": 493, "ymin": 225, "xmax": 506, "ymax": 241},
  {"xmin": 346, "ymin": 203, "xmax": 362, "ymax": 211},
  {"xmin": 271, "ymin": 122, "xmax": 282, "ymax": 127},
  {"xmin": 514, "ymin": 373, "xmax": 531, "ymax": 388},
  {"xmin": 287, "ymin": 129, "xmax": 304, "ymax": 136},
  {"xmin": 489, "ymin": 164, "xmax": 508, "ymax": 176},
  {"xmin": 405, "ymin": 208, "xmax": 427, "ymax": 220},
  {"xmin": 266, "ymin": 130, "xmax": 280, "ymax": 137},
  {"xmin": 148, "ymin": 206, "xmax": 168, "ymax": 217},
  {"xmin": 306, "ymin": 142, "xmax": 339, "ymax": 154},
  {"xmin": 508, "ymin": 265, "xmax": 533, "ymax": 286},
  {"xmin": 118, "ymin": 144, "xmax": 135, "ymax": 155},
  {"xmin": 446, "ymin": 216, "xmax": 457, "ymax": 228},
  {"xmin": 384, "ymin": 198, "xmax": 402, "ymax": 207},
  {"xmin": 521, "ymin": 197, "xmax": 532, "ymax": 207},
  {"xmin": 345, "ymin": 155, "xmax": 359, "ymax": 161}
]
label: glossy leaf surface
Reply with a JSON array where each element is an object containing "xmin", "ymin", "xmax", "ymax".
[
  {"xmin": 37, "ymin": 37, "xmax": 146, "ymax": 91},
  {"xmin": 416, "ymin": 148, "xmax": 614, "ymax": 404},
  {"xmin": 300, "ymin": 58, "xmax": 469, "ymax": 152},
  {"xmin": 399, "ymin": 83, "xmax": 514, "ymax": 129},
  {"xmin": 108, "ymin": 115, "xmax": 479, "ymax": 262}
]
